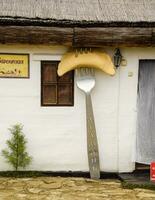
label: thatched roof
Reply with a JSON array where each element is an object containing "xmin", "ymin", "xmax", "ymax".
[{"xmin": 0, "ymin": 0, "xmax": 155, "ymax": 26}]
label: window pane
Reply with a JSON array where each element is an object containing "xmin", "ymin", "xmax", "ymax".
[
  {"xmin": 58, "ymin": 84, "xmax": 73, "ymax": 105},
  {"xmin": 58, "ymin": 71, "xmax": 73, "ymax": 83},
  {"xmin": 42, "ymin": 85, "xmax": 57, "ymax": 104},
  {"xmin": 41, "ymin": 61, "xmax": 74, "ymax": 106},
  {"xmin": 42, "ymin": 65, "xmax": 57, "ymax": 82}
]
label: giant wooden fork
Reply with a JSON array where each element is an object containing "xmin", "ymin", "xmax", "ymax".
[{"xmin": 76, "ymin": 67, "xmax": 100, "ymax": 179}]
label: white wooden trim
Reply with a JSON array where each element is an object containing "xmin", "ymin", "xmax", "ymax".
[{"xmin": 33, "ymin": 54, "xmax": 62, "ymax": 61}]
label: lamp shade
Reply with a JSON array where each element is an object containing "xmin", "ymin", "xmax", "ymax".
[{"xmin": 114, "ymin": 48, "xmax": 122, "ymax": 68}]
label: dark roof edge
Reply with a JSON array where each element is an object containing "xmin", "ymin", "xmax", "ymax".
[{"xmin": 0, "ymin": 17, "xmax": 155, "ymax": 27}]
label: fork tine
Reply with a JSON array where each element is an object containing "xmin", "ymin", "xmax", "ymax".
[
  {"xmin": 88, "ymin": 68, "xmax": 92, "ymax": 75},
  {"xmin": 84, "ymin": 67, "xmax": 87, "ymax": 74},
  {"xmin": 80, "ymin": 67, "xmax": 83, "ymax": 76},
  {"xmin": 83, "ymin": 68, "xmax": 86, "ymax": 74},
  {"xmin": 92, "ymin": 68, "xmax": 95, "ymax": 76},
  {"xmin": 85, "ymin": 67, "xmax": 88, "ymax": 75},
  {"xmin": 76, "ymin": 67, "xmax": 95, "ymax": 78},
  {"xmin": 86, "ymin": 67, "xmax": 91, "ymax": 76},
  {"xmin": 76, "ymin": 68, "xmax": 80, "ymax": 77},
  {"xmin": 91, "ymin": 68, "xmax": 95, "ymax": 76},
  {"xmin": 81, "ymin": 67, "xmax": 85, "ymax": 76}
]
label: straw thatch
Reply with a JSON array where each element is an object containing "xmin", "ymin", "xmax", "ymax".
[{"xmin": 0, "ymin": 0, "xmax": 155, "ymax": 25}]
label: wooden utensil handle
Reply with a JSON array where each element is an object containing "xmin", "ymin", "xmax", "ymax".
[{"xmin": 86, "ymin": 92, "xmax": 100, "ymax": 179}]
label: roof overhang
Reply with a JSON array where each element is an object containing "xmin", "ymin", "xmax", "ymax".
[
  {"xmin": 0, "ymin": 25, "xmax": 155, "ymax": 47},
  {"xmin": 0, "ymin": 17, "xmax": 155, "ymax": 27}
]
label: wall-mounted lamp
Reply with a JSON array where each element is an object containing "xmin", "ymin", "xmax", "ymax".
[{"xmin": 114, "ymin": 48, "xmax": 122, "ymax": 68}]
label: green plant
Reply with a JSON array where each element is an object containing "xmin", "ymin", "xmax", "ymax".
[{"xmin": 2, "ymin": 124, "xmax": 32, "ymax": 171}]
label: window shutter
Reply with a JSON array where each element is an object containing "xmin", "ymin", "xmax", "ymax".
[{"xmin": 41, "ymin": 61, "xmax": 74, "ymax": 106}]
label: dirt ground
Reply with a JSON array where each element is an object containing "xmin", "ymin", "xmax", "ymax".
[{"xmin": 0, "ymin": 177, "xmax": 155, "ymax": 200}]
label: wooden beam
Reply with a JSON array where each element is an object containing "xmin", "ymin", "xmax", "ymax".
[
  {"xmin": 73, "ymin": 27, "xmax": 153, "ymax": 47},
  {"xmin": 151, "ymin": 28, "xmax": 155, "ymax": 46},
  {"xmin": 0, "ymin": 26, "xmax": 73, "ymax": 46},
  {"xmin": 0, "ymin": 25, "xmax": 154, "ymax": 47}
]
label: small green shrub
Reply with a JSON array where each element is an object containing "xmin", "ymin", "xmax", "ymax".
[{"xmin": 2, "ymin": 124, "xmax": 32, "ymax": 171}]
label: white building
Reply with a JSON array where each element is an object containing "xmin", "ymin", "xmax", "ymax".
[{"xmin": 0, "ymin": 0, "xmax": 154, "ymax": 174}]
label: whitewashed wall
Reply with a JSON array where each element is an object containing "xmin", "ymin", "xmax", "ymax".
[{"xmin": 0, "ymin": 45, "xmax": 153, "ymax": 172}]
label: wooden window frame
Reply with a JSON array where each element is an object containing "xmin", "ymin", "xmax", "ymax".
[{"xmin": 41, "ymin": 60, "xmax": 74, "ymax": 106}]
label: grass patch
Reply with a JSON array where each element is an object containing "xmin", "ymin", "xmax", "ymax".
[
  {"xmin": 121, "ymin": 181, "xmax": 155, "ymax": 191},
  {"xmin": 0, "ymin": 171, "xmax": 50, "ymax": 178},
  {"xmin": 0, "ymin": 171, "xmax": 119, "ymax": 179}
]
